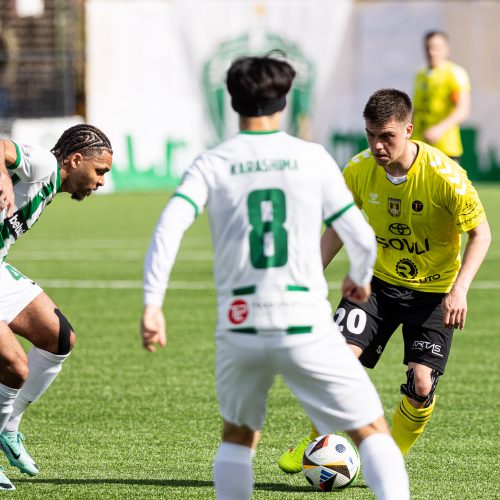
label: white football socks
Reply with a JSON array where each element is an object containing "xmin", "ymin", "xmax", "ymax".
[
  {"xmin": 359, "ymin": 433, "xmax": 410, "ymax": 500},
  {"xmin": 3, "ymin": 347, "xmax": 69, "ymax": 433},
  {"xmin": 213, "ymin": 442, "xmax": 255, "ymax": 500},
  {"xmin": 0, "ymin": 384, "xmax": 20, "ymax": 433}
]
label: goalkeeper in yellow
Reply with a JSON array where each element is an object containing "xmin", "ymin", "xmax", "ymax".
[{"xmin": 278, "ymin": 88, "xmax": 491, "ymax": 472}]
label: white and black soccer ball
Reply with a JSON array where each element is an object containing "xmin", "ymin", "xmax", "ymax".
[{"xmin": 302, "ymin": 434, "xmax": 360, "ymax": 492}]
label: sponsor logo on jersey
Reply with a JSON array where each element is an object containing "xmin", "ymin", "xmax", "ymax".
[
  {"xmin": 419, "ymin": 273, "xmax": 441, "ymax": 283},
  {"xmin": 459, "ymin": 200, "xmax": 478, "ymax": 216},
  {"xmin": 228, "ymin": 299, "xmax": 249, "ymax": 324},
  {"xmin": 411, "ymin": 340, "xmax": 444, "ymax": 357},
  {"xmin": 389, "ymin": 223, "xmax": 411, "ymax": 236},
  {"xmin": 230, "ymin": 158, "xmax": 299, "ymax": 175},
  {"xmin": 368, "ymin": 192, "xmax": 380, "ymax": 204},
  {"xmin": 21, "ymin": 144, "xmax": 32, "ymax": 158},
  {"xmin": 395, "ymin": 258, "xmax": 418, "ymax": 279},
  {"xmin": 412, "ymin": 200, "xmax": 424, "ymax": 212},
  {"xmin": 376, "ymin": 236, "xmax": 430, "ymax": 254},
  {"xmin": 5, "ymin": 211, "xmax": 28, "ymax": 240},
  {"xmin": 388, "ymin": 198, "xmax": 401, "ymax": 217}
]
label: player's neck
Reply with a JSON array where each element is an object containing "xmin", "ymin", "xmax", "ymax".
[
  {"xmin": 384, "ymin": 142, "xmax": 419, "ymax": 177},
  {"xmin": 239, "ymin": 112, "xmax": 282, "ymax": 132},
  {"xmin": 428, "ymin": 58, "xmax": 447, "ymax": 70}
]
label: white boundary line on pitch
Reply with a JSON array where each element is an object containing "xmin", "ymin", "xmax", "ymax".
[{"xmin": 36, "ymin": 279, "xmax": 500, "ymax": 290}]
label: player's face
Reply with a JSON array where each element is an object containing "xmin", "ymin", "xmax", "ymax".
[
  {"xmin": 65, "ymin": 150, "xmax": 113, "ymax": 201},
  {"xmin": 425, "ymin": 34, "xmax": 449, "ymax": 68},
  {"xmin": 365, "ymin": 119, "xmax": 412, "ymax": 167}
]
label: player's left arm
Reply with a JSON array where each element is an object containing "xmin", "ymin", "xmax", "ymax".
[
  {"xmin": 442, "ymin": 220, "xmax": 491, "ymax": 330},
  {"xmin": 424, "ymin": 68, "xmax": 471, "ymax": 144}
]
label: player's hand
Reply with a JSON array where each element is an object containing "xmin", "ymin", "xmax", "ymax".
[
  {"xmin": 423, "ymin": 125, "xmax": 445, "ymax": 145},
  {"xmin": 140, "ymin": 305, "xmax": 166, "ymax": 352},
  {"xmin": 342, "ymin": 276, "xmax": 371, "ymax": 304},
  {"xmin": 0, "ymin": 170, "xmax": 15, "ymax": 217},
  {"xmin": 442, "ymin": 285, "xmax": 468, "ymax": 330}
]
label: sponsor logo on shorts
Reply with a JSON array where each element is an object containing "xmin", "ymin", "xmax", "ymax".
[
  {"xmin": 388, "ymin": 198, "xmax": 401, "ymax": 217},
  {"xmin": 389, "ymin": 223, "xmax": 411, "ymax": 236},
  {"xmin": 228, "ymin": 299, "xmax": 249, "ymax": 324},
  {"xmin": 411, "ymin": 340, "xmax": 444, "ymax": 357},
  {"xmin": 395, "ymin": 259, "xmax": 418, "ymax": 279}
]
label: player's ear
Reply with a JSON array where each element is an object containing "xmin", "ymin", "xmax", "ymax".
[
  {"xmin": 406, "ymin": 123, "xmax": 413, "ymax": 139},
  {"xmin": 68, "ymin": 152, "xmax": 84, "ymax": 168}
]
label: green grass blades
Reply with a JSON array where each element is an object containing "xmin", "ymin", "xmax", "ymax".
[{"xmin": 4, "ymin": 185, "xmax": 499, "ymax": 499}]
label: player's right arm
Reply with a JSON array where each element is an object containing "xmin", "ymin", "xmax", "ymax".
[
  {"xmin": 0, "ymin": 140, "xmax": 16, "ymax": 217},
  {"xmin": 141, "ymin": 158, "xmax": 208, "ymax": 352}
]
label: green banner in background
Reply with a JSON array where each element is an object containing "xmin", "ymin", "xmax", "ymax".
[{"xmin": 110, "ymin": 134, "xmax": 185, "ymax": 191}]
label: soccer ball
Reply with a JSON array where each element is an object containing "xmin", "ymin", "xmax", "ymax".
[{"xmin": 302, "ymin": 434, "xmax": 360, "ymax": 491}]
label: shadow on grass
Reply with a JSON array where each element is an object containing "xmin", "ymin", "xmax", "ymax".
[{"xmin": 15, "ymin": 478, "xmax": 368, "ymax": 492}]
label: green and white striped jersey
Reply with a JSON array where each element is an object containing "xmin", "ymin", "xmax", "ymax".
[{"xmin": 0, "ymin": 142, "xmax": 61, "ymax": 260}]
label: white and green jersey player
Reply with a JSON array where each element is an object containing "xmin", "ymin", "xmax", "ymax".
[
  {"xmin": 1, "ymin": 142, "xmax": 61, "ymax": 262},
  {"xmin": 0, "ymin": 142, "xmax": 61, "ymax": 324},
  {"xmin": 144, "ymin": 130, "xmax": 376, "ymax": 335},
  {"xmin": 141, "ymin": 55, "xmax": 409, "ymax": 500},
  {"xmin": 143, "ymin": 128, "xmax": 387, "ymax": 435}
]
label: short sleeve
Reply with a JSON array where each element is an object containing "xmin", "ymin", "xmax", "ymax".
[
  {"xmin": 440, "ymin": 165, "xmax": 486, "ymax": 233},
  {"xmin": 7, "ymin": 142, "xmax": 57, "ymax": 183},
  {"xmin": 450, "ymin": 65, "xmax": 471, "ymax": 95}
]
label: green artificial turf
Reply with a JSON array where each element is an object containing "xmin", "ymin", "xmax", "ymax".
[{"xmin": 3, "ymin": 185, "xmax": 499, "ymax": 499}]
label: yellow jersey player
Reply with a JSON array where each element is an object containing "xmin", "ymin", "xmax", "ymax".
[
  {"xmin": 412, "ymin": 31, "xmax": 471, "ymax": 161},
  {"xmin": 278, "ymin": 88, "xmax": 490, "ymax": 472}
]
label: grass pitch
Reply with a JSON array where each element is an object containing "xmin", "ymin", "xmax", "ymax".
[{"xmin": 4, "ymin": 185, "xmax": 500, "ymax": 499}]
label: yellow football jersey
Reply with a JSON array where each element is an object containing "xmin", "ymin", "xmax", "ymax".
[
  {"xmin": 413, "ymin": 61, "xmax": 470, "ymax": 158},
  {"xmin": 343, "ymin": 141, "xmax": 485, "ymax": 293}
]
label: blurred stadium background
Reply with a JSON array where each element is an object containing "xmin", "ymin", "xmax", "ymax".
[{"xmin": 1, "ymin": 0, "xmax": 499, "ymax": 185}]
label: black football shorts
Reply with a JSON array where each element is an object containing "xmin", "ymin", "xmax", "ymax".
[{"xmin": 334, "ymin": 277, "xmax": 454, "ymax": 374}]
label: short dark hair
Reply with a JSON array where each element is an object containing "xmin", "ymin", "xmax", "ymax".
[
  {"xmin": 226, "ymin": 55, "xmax": 296, "ymax": 116},
  {"xmin": 424, "ymin": 30, "xmax": 449, "ymax": 44},
  {"xmin": 363, "ymin": 89, "xmax": 413, "ymax": 126},
  {"xmin": 51, "ymin": 124, "xmax": 113, "ymax": 160}
]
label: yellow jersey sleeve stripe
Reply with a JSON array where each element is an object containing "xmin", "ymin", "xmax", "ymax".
[{"xmin": 324, "ymin": 201, "xmax": 355, "ymax": 226}]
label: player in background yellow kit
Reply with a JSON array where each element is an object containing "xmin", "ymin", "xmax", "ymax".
[
  {"xmin": 412, "ymin": 31, "xmax": 471, "ymax": 162},
  {"xmin": 278, "ymin": 89, "xmax": 491, "ymax": 473}
]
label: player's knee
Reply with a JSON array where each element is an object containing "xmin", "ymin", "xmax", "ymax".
[
  {"xmin": 413, "ymin": 371, "xmax": 434, "ymax": 398},
  {"xmin": 55, "ymin": 308, "xmax": 75, "ymax": 355},
  {"xmin": 401, "ymin": 368, "xmax": 440, "ymax": 407}
]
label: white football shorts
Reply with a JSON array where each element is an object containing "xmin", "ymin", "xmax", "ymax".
[
  {"xmin": 0, "ymin": 261, "xmax": 43, "ymax": 323},
  {"xmin": 216, "ymin": 325, "xmax": 384, "ymax": 433}
]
